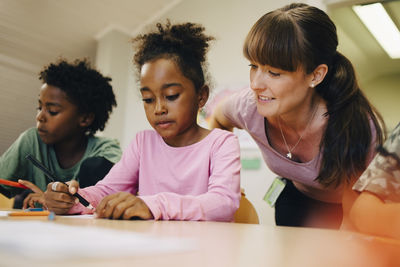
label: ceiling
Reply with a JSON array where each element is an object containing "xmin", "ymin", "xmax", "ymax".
[
  {"xmin": 327, "ymin": 0, "xmax": 400, "ymax": 85},
  {"xmin": 0, "ymin": 0, "xmax": 181, "ymax": 71},
  {"xmin": 0, "ymin": 0, "xmax": 399, "ymax": 82}
]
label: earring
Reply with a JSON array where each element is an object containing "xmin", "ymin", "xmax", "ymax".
[{"xmin": 310, "ymin": 83, "xmax": 315, "ymax": 88}]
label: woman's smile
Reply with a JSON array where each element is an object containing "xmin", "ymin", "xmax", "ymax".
[{"xmin": 257, "ymin": 94, "xmax": 275, "ymax": 103}]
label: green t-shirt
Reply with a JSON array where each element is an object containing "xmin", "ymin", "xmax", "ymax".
[{"xmin": 0, "ymin": 128, "xmax": 122, "ymax": 197}]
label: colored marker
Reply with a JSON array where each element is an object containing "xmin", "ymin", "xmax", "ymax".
[
  {"xmin": 0, "ymin": 178, "xmax": 29, "ymax": 189},
  {"xmin": 25, "ymin": 154, "xmax": 94, "ymax": 210},
  {"xmin": 8, "ymin": 210, "xmax": 50, "ymax": 216},
  {"xmin": 25, "ymin": 208, "xmax": 44, "ymax": 211}
]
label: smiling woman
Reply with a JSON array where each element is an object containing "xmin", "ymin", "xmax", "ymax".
[{"xmin": 210, "ymin": 3, "xmax": 385, "ymax": 229}]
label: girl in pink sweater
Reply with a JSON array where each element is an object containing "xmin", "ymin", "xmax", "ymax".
[{"xmin": 43, "ymin": 22, "xmax": 241, "ymax": 221}]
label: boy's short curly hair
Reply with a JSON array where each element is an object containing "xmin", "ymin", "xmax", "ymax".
[
  {"xmin": 39, "ymin": 59, "xmax": 117, "ymax": 135},
  {"xmin": 133, "ymin": 21, "xmax": 214, "ymax": 92}
]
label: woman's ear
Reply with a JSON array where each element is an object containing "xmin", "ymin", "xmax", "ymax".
[
  {"xmin": 311, "ymin": 64, "xmax": 328, "ymax": 86},
  {"xmin": 79, "ymin": 113, "xmax": 95, "ymax": 128},
  {"xmin": 198, "ymin": 85, "xmax": 209, "ymax": 108}
]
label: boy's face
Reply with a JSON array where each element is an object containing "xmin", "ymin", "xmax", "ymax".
[{"xmin": 36, "ymin": 84, "xmax": 85, "ymax": 145}]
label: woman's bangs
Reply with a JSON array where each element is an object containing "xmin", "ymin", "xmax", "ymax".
[{"xmin": 244, "ymin": 15, "xmax": 301, "ymax": 72}]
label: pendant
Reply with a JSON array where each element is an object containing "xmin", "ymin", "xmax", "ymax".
[{"xmin": 286, "ymin": 152, "xmax": 292, "ymax": 159}]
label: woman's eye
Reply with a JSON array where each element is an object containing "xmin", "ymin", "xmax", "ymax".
[
  {"xmin": 248, "ymin": 64, "xmax": 258, "ymax": 69},
  {"xmin": 166, "ymin": 94, "xmax": 179, "ymax": 101},
  {"xmin": 48, "ymin": 111, "xmax": 59, "ymax": 116},
  {"xmin": 142, "ymin": 98, "xmax": 154, "ymax": 104},
  {"xmin": 268, "ymin": 70, "xmax": 280, "ymax": 77}
]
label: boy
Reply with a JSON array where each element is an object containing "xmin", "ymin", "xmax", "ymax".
[{"xmin": 0, "ymin": 59, "xmax": 122, "ymax": 208}]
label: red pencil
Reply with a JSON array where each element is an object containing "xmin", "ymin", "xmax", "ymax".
[{"xmin": 0, "ymin": 178, "xmax": 29, "ymax": 189}]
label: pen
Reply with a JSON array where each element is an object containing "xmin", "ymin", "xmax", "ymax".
[
  {"xmin": 0, "ymin": 178, "xmax": 29, "ymax": 189},
  {"xmin": 25, "ymin": 154, "xmax": 94, "ymax": 210}
]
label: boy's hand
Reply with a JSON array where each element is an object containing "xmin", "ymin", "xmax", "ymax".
[
  {"xmin": 18, "ymin": 179, "xmax": 46, "ymax": 209},
  {"xmin": 44, "ymin": 180, "xmax": 79, "ymax": 215},
  {"xmin": 95, "ymin": 192, "xmax": 154, "ymax": 220}
]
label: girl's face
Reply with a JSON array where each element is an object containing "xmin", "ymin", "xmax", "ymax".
[
  {"xmin": 140, "ymin": 58, "xmax": 205, "ymax": 147},
  {"xmin": 36, "ymin": 84, "xmax": 86, "ymax": 145},
  {"xmin": 249, "ymin": 62, "xmax": 315, "ymax": 118}
]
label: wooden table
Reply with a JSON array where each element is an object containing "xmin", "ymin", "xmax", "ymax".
[{"xmin": 1, "ymin": 212, "xmax": 399, "ymax": 267}]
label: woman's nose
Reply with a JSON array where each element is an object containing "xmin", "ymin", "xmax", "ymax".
[{"xmin": 250, "ymin": 70, "xmax": 267, "ymax": 91}]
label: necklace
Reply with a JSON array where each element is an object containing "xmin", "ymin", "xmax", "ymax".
[{"xmin": 278, "ymin": 106, "xmax": 318, "ymax": 159}]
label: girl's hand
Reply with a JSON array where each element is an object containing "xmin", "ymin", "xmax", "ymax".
[
  {"xmin": 44, "ymin": 180, "xmax": 79, "ymax": 215},
  {"xmin": 18, "ymin": 179, "xmax": 46, "ymax": 209},
  {"xmin": 95, "ymin": 192, "xmax": 154, "ymax": 220}
]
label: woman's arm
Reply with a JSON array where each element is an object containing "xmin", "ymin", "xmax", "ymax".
[
  {"xmin": 209, "ymin": 100, "xmax": 235, "ymax": 131},
  {"xmin": 350, "ymin": 191, "xmax": 400, "ymax": 239}
]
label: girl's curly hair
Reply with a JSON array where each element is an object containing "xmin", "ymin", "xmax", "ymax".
[{"xmin": 133, "ymin": 21, "xmax": 214, "ymax": 92}]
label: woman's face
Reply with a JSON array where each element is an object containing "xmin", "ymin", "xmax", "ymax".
[{"xmin": 249, "ymin": 62, "xmax": 315, "ymax": 118}]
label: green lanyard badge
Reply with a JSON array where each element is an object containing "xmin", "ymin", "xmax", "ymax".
[{"xmin": 263, "ymin": 177, "xmax": 286, "ymax": 207}]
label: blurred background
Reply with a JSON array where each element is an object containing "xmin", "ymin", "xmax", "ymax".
[{"xmin": 1, "ymin": 0, "xmax": 399, "ymax": 223}]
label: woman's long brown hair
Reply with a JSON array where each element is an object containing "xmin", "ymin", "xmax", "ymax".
[{"xmin": 243, "ymin": 3, "xmax": 385, "ymax": 187}]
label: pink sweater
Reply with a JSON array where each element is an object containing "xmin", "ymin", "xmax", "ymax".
[{"xmin": 68, "ymin": 129, "xmax": 241, "ymax": 221}]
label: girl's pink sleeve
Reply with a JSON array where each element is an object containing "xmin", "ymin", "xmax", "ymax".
[
  {"xmin": 68, "ymin": 136, "xmax": 140, "ymax": 215},
  {"xmin": 139, "ymin": 134, "xmax": 241, "ymax": 221}
]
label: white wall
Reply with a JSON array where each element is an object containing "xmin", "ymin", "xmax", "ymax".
[
  {"xmin": 94, "ymin": 29, "xmax": 152, "ymax": 148},
  {"xmin": 155, "ymin": 0, "xmax": 290, "ymax": 91},
  {"xmin": 362, "ymin": 73, "xmax": 400, "ymax": 131},
  {"xmin": 0, "ymin": 57, "xmax": 40, "ymax": 154}
]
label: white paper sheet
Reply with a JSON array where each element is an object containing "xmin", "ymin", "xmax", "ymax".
[
  {"xmin": 0, "ymin": 211, "xmax": 94, "ymax": 218},
  {"xmin": 60, "ymin": 214, "xmax": 95, "ymax": 219},
  {"xmin": 0, "ymin": 210, "xmax": 9, "ymax": 216},
  {"xmin": 0, "ymin": 221, "xmax": 195, "ymax": 259}
]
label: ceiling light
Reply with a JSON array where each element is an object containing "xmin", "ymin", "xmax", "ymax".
[{"xmin": 353, "ymin": 2, "xmax": 400, "ymax": 59}]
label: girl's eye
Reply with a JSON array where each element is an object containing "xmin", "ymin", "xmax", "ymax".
[
  {"xmin": 142, "ymin": 98, "xmax": 154, "ymax": 104},
  {"xmin": 268, "ymin": 70, "xmax": 280, "ymax": 77},
  {"xmin": 166, "ymin": 94, "xmax": 179, "ymax": 101},
  {"xmin": 48, "ymin": 111, "xmax": 58, "ymax": 116}
]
